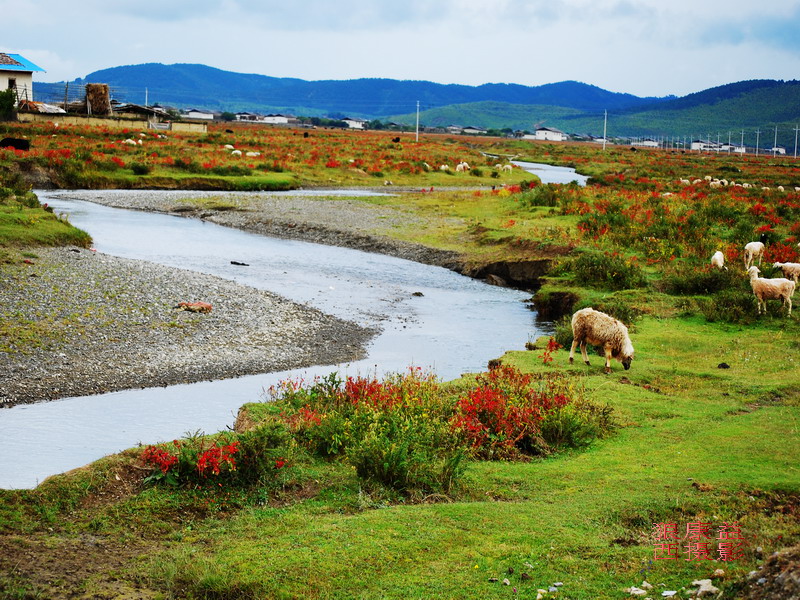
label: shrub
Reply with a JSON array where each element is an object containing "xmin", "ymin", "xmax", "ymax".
[
  {"xmin": 0, "ymin": 89, "xmax": 15, "ymax": 120},
  {"xmin": 140, "ymin": 424, "xmax": 294, "ymax": 488},
  {"xmin": 518, "ymin": 184, "xmax": 560, "ymax": 208},
  {"xmin": 698, "ymin": 289, "xmax": 758, "ymax": 324},
  {"xmin": 558, "ymin": 251, "xmax": 647, "ymax": 291},
  {"xmin": 661, "ymin": 265, "xmax": 741, "ymax": 296},
  {"xmin": 450, "ymin": 366, "xmax": 577, "ymax": 459},
  {"xmin": 131, "ymin": 162, "xmax": 152, "ymax": 175}
]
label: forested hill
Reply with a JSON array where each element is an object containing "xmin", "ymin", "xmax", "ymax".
[
  {"xmin": 37, "ymin": 62, "xmax": 668, "ymax": 117},
  {"xmin": 390, "ymin": 79, "xmax": 800, "ymax": 145}
]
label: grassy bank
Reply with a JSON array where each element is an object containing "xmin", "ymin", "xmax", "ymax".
[{"xmin": 1, "ymin": 131, "xmax": 798, "ymax": 599}]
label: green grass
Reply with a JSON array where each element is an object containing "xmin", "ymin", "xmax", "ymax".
[
  {"xmin": 120, "ymin": 314, "xmax": 796, "ymax": 599},
  {"xmin": 0, "ymin": 204, "xmax": 91, "ymax": 248}
]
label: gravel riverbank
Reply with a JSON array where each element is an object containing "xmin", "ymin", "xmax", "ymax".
[
  {"xmin": 46, "ymin": 189, "xmax": 464, "ymax": 269},
  {"xmin": 0, "ymin": 246, "xmax": 375, "ymax": 406}
]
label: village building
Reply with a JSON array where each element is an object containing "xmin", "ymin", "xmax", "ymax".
[
  {"xmin": 462, "ymin": 126, "xmax": 488, "ymax": 135},
  {"xmin": 184, "ymin": 108, "xmax": 215, "ymax": 120},
  {"xmin": 235, "ymin": 112, "xmax": 263, "ymax": 122},
  {"xmin": 0, "ymin": 52, "xmax": 45, "ymax": 103},
  {"xmin": 534, "ymin": 126, "xmax": 568, "ymax": 142},
  {"xmin": 262, "ymin": 114, "xmax": 298, "ymax": 125},
  {"xmin": 342, "ymin": 116, "xmax": 367, "ymax": 129}
]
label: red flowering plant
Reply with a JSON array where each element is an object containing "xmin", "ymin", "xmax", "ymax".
[
  {"xmin": 140, "ymin": 424, "xmax": 293, "ymax": 488},
  {"xmin": 450, "ymin": 365, "xmax": 575, "ymax": 459}
]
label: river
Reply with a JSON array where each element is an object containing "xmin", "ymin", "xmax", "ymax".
[{"xmin": 0, "ymin": 162, "xmax": 584, "ymax": 489}]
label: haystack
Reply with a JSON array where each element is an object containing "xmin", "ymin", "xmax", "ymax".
[{"xmin": 85, "ymin": 83, "xmax": 111, "ymax": 116}]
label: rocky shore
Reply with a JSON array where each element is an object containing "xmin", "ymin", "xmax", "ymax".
[
  {"xmin": 0, "ymin": 245, "xmax": 375, "ymax": 406},
  {"xmin": 45, "ymin": 189, "xmax": 465, "ymax": 269}
]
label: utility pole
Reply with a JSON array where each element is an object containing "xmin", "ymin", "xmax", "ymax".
[
  {"xmin": 756, "ymin": 129, "xmax": 761, "ymax": 156},
  {"xmin": 794, "ymin": 124, "xmax": 799, "ymax": 159},
  {"xmin": 741, "ymin": 130, "xmax": 745, "ymax": 157},
  {"xmin": 63, "ymin": 82, "xmax": 69, "ymax": 112},
  {"xmin": 603, "ymin": 109, "xmax": 607, "ymax": 151},
  {"xmin": 145, "ymin": 87, "xmax": 148, "ymax": 107},
  {"xmin": 773, "ymin": 125, "xmax": 778, "ymax": 157},
  {"xmin": 415, "ymin": 100, "xmax": 420, "ymax": 142},
  {"xmin": 728, "ymin": 131, "xmax": 731, "ymax": 153}
]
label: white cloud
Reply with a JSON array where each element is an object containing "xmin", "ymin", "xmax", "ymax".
[{"xmin": 6, "ymin": 0, "xmax": 800, "ymax": 97}]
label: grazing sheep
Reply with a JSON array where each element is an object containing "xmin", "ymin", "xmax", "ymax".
[
  {"xmin": 772, "ymin": 262, "xmax": 800, "ymax": 282},
  {"xmin": 439, "ymin": 164, "xmax": 450, "ymax": 171},
  {"xmin": 245, "ymin": 151, "xmax": 261, "ymax": 157},
  {"xmin": 679, "ymin": 178, "xmax": 691, "ymax": 185},
  {"xmin": 778, "ymin": 186, "xmax": 785, "ymax": 192},
  {"xmin": 748, "ymin": 266, "xmax": 795, "ymax": 316},
  {"xmin": 230, "ymin": 149, "xmax": 242, "ymax": 157},
  {"xmin": 744, "ymin": 241, "xmax": 765, "ymax": 270},
  {"xmin": 711, "ymin": 251, "xmax": 727, "ymax": 270},
  {"xmin": 569, "ymin": 308, "xmax": 635, "ymax": 374},
  {"xmin": 501, "ymin": 164, "xmax": 513, "ymax": 172},
  {"xmin": 223, "ymin": 144, "xmax": 235, "ymax": 150},
  {"xmin": 455, "ymin": 161, "xmax": 471, "ymax": 172}
]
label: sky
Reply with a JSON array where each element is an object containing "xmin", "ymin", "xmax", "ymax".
[{"xmin": 5, "ymin": 0, "xmax": 800, "ymax": 98}]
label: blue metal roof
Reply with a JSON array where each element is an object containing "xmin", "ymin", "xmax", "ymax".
[{"xmin": 0, "ymin": 54, "xmax": 45, "ymax": 72}]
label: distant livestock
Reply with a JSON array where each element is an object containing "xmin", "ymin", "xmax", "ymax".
[
  {"xmin": 0, "ymin": 137, "xmax": 30, "ymax": 151},
  {"xmin": 772, "ymin": 262, "xmax": 800, "ymax": 282},
  {"xmin": 711, "ymin": 251, "xmax": 726, "ymax": 270},
  {"xmin": 747, "ymin": 266, "xmax": 795, "ymax": 316},
  {"xmin": 743, "ymin": 241, "xmax": 765, "ymax": 270},
  {"xmin": 569, "ymin": 307, "xmax": 634, "ymax": 374}
]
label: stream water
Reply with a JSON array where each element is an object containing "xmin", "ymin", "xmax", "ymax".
[{"xmin": 0, "ymin": 162, "xmax": 585, "ymax": 489}]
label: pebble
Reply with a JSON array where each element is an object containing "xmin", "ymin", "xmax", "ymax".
[{"xmin": 1, "ymin": 246, "xmax": 374, "ymax": 406}]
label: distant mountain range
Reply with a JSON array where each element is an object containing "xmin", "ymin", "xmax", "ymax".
[{"xmin": 33, "ymin": 63, "xmax": 800, "ymax": 146}]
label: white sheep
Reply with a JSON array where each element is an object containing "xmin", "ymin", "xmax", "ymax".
[
  {"xmin": 439, "ymin": 164, "xmax": 450, "ymax": 171},
  {"xmin": 223, "ymin": 144, "xmax": 235, "ymax": 150},
  {"xmin": 744, "ymin": 241, "xmax": 765, "ymax": 270},
  {"xmin": 679, "ymin": 178, "xmax": 691, "ymax": 185},
  {"xmin": 772, "ymin": 262, "xmax": 800, "ymax": 282},
  {"xmin": 748, "ymin": 266, "xmax": 795, "ymax": 316},
  {"xmin": 122, "ymin": 138, "xmax": 137, "ymax": 146},
  {"xmin": 711, "ymin": 251, "xmax": 726, "ymax": 270},
  {"xmin": 778, "ymin": 186, "xmax": 785, "ymax": 192},
  {"xmin": 501, "ymin": 164, "xmax": 513, "ymax": 172},
  {"xmin": 569, "ymin": 307, "xmax": 635, "ymax": 374},
  {"xmin": 455, "ymin": 161, "xmax": 471, "ymax": 172},
  {"xmin": 245, "ymin": 151, "xmax": 261, "ymax": 157},
  {"xmin": 230, "ymin": 149, "xmax": 242, "ymax": 157}
]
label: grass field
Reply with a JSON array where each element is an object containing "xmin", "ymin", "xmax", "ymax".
[{"xmin": 0, "ymin": 123, "xmax": 798, "ymax": 599}]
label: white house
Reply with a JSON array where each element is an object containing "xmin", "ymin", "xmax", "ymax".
[
  {"xmin": 343, "ymin": 117, "xmax": 367, "ymax": 129},
  {"xmin": 534, "ymin": 127, "xmax": 567, "ymax": 142},
  {"xmin": 235, "ymin": 112, "xmax": 263, "ymax": 122},
  {"xmin": 690, "ymin": 139, "xmax": 722, "ymax": 152},
  {"xmin": 632, "ymin": 138, "xmax": 660, "ymax": 148},
  {"xmin": 771, "ymin": 146, "xmax": 787, "ymax": 155},
  {"xmin": 184, "ymin": 108, "xmax": 215, "ymax": 120},
  {"xmin": 0, "ymin": 53, "xmax": 44, "ymax": 103},
  {"xmin": 263, "ymin": 114, "xmax": 297, "ymax": 125}
]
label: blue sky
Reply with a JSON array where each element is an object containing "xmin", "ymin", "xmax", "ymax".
[{"xmin": 5, "ymin": 0, "xmax": 800, "ymax": 97}]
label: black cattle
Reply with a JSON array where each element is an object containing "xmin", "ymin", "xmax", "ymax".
[{"xmin": 0, "ymin": 138, "xmax": 30, "ymax": 151}]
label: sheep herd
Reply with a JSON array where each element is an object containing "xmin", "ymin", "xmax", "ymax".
[
  {"xmin": 568, "ymin": 241, "xmax": 798, "ymax": 375},
  {"xmin": 712, "ymin": 241, "xmax": 799, "ymax": 316}
]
